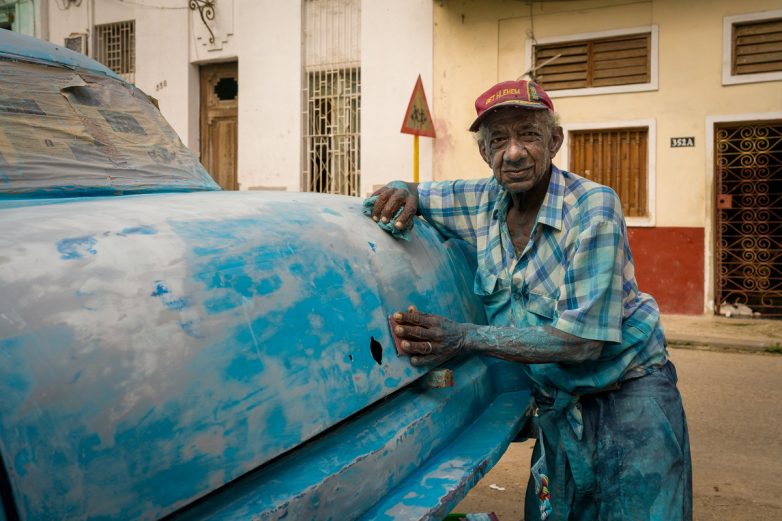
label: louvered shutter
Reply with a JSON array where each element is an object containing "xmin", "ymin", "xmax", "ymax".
[
  {"xmin": 732, "ymin": 18, "xmax": 782, "ymax": 75},
  {"xmin": 534, "ymin": 33, "xmax": 650, "ymax": 91}
]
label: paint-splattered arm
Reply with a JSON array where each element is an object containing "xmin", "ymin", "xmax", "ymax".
[{"xmin": 393, "ymin": 308, "xmax": 602, "ymax": 366}]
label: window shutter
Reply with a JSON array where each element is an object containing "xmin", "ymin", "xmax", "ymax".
[
  {"xmin": 732, "ymin": 18, "xmax": 782, "ymax": 75},
  {"xmin": 569, "ymin": 127, "xmax": 648, "ymax": 218},
  {"xmin": 534, "ymin": 33, "xmax": 650, "ymax": 91}
]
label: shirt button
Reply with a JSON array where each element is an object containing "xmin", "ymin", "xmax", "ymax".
[{"xmin": 513, "ymin": 292, "xmax": 522, "ymax": 301}]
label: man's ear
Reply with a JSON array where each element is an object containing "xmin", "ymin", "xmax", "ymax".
[
  {"xmin": 478, "ymin": 140, "xmax": 491, "ymax": 166},
  {"xmin": 550, "ymin": 126, "xmax": 564, "ymax": 156}
]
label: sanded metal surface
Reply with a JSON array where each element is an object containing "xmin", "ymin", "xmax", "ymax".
[{"xmin": 0, "ymin": 191, "xmax": 528, "ymax": 519}]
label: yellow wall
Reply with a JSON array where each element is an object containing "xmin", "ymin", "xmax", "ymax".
[{"xmin": 432, "ymin": 0, "xmax": 782, "ymax": 227}]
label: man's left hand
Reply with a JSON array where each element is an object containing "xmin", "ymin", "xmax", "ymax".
[{"xmin": 392, "ymin": 306, "xmax": 470, "ymax": 366}]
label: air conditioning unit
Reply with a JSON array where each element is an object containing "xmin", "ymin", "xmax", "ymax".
[{"xmin": 64, "ymin": 33, "xmax": 87, "ymax": 54}]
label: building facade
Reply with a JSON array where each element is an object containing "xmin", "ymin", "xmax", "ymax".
[
  {"xmin": 37, "ymin": 0, "xmax": 782, "ymax": 317},
  {"xmin": 432, "ymin": 0, "xmax": 782, "ymax": 317},
  {"xmin": 44, "ymin": 0, "xmax": 435, "ymax": 196}
]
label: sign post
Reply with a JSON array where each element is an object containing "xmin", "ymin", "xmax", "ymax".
[{"xmin": 400, "ymin": 75, "xmax": 436, "ymax": 183}]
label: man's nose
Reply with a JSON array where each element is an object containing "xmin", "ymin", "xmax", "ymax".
[{"xmin": 504, "ymin": 138, "xmax": 526, "ymax": 162}]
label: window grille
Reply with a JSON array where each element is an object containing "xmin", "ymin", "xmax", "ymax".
[
  {"xmin": 732, "ymin": 17, "xmax": 782, "ymax": 76},
  {"xmin": 534, "ymin": 33, "xmax": 650, "ymax": 91},
  {"xmin": 568, "ymin": 127, "xmax": 649, "ymax": 218},
  {"xmin": 94, "ymin": 20, "xmax": 135, "ymax": 84},
  {"xmin": 302, "ymin": 0, "xmax": 361, "ymax": 197}
]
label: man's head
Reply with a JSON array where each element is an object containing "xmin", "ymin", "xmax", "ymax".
[{"xmin": 470, "ymin": 80, "xmax": 563, "ymax": 195}]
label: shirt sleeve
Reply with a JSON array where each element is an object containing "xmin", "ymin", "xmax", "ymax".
[
  {"xmin": 417, "ymin": 178, "xmax": 494, "ymax": 246},
  {"xmin": 551, "ymin": 220, "xmax": 625, "ymax": 343}
]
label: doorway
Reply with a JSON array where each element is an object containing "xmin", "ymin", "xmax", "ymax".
[
  {"xmin": 200, "ymin": 62, "xmax": 238, "ymax": 190},
  {"xmin": 714, "ymin": 121, "xmax": 782, "ymax": 318}
]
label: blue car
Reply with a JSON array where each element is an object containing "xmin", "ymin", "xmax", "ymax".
[{"xmin": 0, "ymin": 30, "xmax": 532, "ymax": 520}]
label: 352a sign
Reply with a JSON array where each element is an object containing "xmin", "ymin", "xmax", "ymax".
[{"xmin": 670, "ymin": 137, "xmax": 695, "ymax": 148}]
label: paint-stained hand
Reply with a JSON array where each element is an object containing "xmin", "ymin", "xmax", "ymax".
[
  {"xmin": 371, "ymin": 182, "xmax": 419, "ymax": 231},
  {"xmin": 392, "ymin": 305, "xmax": 471, "ymax": 366}
]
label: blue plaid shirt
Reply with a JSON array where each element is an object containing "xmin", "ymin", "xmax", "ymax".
[{"xmin": 417, "ymin": 166, "xmax": 667, "ymax": 396}]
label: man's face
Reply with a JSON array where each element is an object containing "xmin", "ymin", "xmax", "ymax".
[{"xmin": 478, "ymin": 108, "xmax": 563, "ymax": 194}]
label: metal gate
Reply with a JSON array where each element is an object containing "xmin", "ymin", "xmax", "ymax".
[
  {"xmin": 715, "ymin": 121, "xmax": 782, "ymax": 318},
  {"xmin": 302, "ymin": 0, "xmax": 361, "ymax": 197}
]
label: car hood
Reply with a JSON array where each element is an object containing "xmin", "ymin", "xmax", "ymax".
[{"xmin": 0, "ymin": 190, "xmax": 486, "ymax": 519}]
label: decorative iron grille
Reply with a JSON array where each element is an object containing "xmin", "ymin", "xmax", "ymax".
[
  {"xmin": 94, "ymin": 20, "xmax": 135, "ymax": 84},
  {"xmin": 302, "ymin": 0, "xmax": 361, "ymax": 197},
  {"xmin": 715, "ymin": 122, "xmax": 782, "ymax": 318}
]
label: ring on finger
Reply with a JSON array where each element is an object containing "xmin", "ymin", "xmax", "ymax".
[{"xmin": 423, "ymin": 341, "xmax": 433, "ymax": 354}]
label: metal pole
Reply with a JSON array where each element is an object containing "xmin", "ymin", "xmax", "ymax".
[{"xmin": 413, "ymin": 134, "xmax": 419, "ymax": 183}]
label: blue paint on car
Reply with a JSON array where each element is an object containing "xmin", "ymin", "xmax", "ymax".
[
  {"xmin": 120, "ymin": 225, "xmax": 157, "ymax": 236},
  {"xmin": 56, "ymin": 236, "xmax": 97, "ymax": 260}
]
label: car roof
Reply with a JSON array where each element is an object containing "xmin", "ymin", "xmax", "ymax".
[{"xmin": 0, "ymin": 28, "xmax": 124, "ymax": 81}]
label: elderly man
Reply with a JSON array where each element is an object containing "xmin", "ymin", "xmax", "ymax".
[{"xmin": 368, "ymin": 80, "xmax": 692, "ymax": 520}]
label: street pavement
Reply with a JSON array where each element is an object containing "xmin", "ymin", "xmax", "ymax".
[{"xmin": 455, "ymin": 346, "xmax": 782, "ymax": 520}]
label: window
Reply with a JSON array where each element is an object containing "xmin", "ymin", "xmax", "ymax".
[
  {"xmin": 525, "ymin": 26, "xmax": 658, "ymax": 98},
  {"xmin": 724, "ymin": 10, "xmax": 782, "ymax": 85},
  {"xmin": 533, "ymin": 33, "xmax": 650, "ymax": 91},
  {"xmin": 94, "ymin": 21, "xmax": 135, "ymax": 83},
  {"xmin": 733, "ymin": 18, "xmax": 782, "ymax": 76},
  {"xmin": 568, "ymin": 127, "xmax": 649, "ymax": 219},
  {"xmin": 302, "ymin": 0, "xmax": 361, "ymax": 197}
]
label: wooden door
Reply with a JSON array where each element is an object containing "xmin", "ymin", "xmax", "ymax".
[{"xmin": 200, "ymin": 62, "xmax": 238, "ymax": 190}]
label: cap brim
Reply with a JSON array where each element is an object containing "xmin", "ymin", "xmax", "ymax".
[{"xmin": 468, "ymin": 100, "xmax": 549, "ymax": 132}]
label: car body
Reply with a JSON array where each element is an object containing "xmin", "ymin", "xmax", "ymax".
[{"xmin": 0, "ymin": 29, "xmax": 532, "ymax": 520}]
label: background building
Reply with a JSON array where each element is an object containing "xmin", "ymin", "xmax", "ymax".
[
  {"xmin": 432, "ymin": 0, "xmax": 782, "ymax": 317},
  {"xmin": 35, "ymin": 0, "xmax": 782, "ymax": 317}
]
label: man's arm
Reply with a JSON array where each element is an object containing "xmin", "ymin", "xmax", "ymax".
[
  {"xmin": 370, "ymin": 181, "xmax": 419, "ymax": 231},
  {"xmin": 392, "ymin": 308, "xmax": 603, "ymax": 366}
]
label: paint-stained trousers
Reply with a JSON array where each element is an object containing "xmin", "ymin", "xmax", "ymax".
[{"xmin": 524, "ymin": 361, "xmax": 692, "ymax": 521}]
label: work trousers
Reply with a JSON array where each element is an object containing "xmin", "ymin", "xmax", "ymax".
[{"xmin": 524, "ymin": 361, "xmax": 692, "ymax": 521}]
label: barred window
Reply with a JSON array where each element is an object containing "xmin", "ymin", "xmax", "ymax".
[
  {"xmin": 94, "ymin": 21, "xmax": 135, "ymax": 83},
  {"xmin": 302, "ymin": 0, "xmax": 361, "ymax": 197},
  {"xmin": 568, "ymin": 127, "xmax": 649, "ymax": 218},
  {"xmin": 732, "ymin": 17, "xmax": 782, "ymax": 76},
  {"xmin": 534, "ymin": 33, "xmax": 650, "ymax": 91}
]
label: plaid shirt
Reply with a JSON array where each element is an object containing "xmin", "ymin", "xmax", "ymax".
[{"xmin": 417, "ymin": 166, "xmax": 667, "ymax": 395}]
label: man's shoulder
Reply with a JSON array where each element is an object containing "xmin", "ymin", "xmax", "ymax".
[{"xmin": 559, "ymin": 169, "xmax": 624, "ymax": 227}]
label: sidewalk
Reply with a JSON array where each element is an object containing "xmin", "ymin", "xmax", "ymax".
[{"xmin": 661, "ymin": 314, "xmax": 782, "ymax": 353}]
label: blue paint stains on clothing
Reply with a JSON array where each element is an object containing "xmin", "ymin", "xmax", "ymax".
[
  {"xmin": 57, "ymin": 236, "xmax": 97, "ymax": 260},
  {"xmin": 119, "ymin": 225, "xmax": 157, "ymax": 236},
  {"xmin": 368, "ymin": 241, "xmax": 377, "ymax": 252}
]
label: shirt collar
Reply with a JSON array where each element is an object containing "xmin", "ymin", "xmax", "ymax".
[{"xmin": 491, "ymin": 165, "xmax": 565, "ymax": 231}]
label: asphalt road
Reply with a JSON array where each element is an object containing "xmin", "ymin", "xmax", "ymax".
[{"xmin": 455, "ymin": 348, "xmax": 782, "ymax": 520}]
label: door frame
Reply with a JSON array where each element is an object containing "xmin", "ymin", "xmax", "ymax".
[{"xmin": 704, "ymin": 111, "xmax": 782, "ymax": 315}]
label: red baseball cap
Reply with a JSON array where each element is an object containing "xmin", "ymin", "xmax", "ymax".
[{"xmin": 469, "ymin": 79, "xmax": 554, "ymax": 132}]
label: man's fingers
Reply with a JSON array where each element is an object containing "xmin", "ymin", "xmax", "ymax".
[
  {"xmin": 410, "ymin": 353, "xmax": 449, "ymax": 367},
  {"xmin": 400, "ymin": 340, "xmax": 440, "ymax": 355},
  {"xmin": 395, "ymin": 325, "xmax": 432, "ymax": 341},
  {"xmin": 371, "ymin": 189, "xmax": 393, "ymax": 221},
  {"xmin": 379, "ymin": 191, "xmax": 406, "ymax": 223},
  {"xmin": 393, "ymin": 195, "xmax": 418, "ymax": 229}
]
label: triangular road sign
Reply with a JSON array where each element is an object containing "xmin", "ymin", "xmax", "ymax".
[{"xmin": 401, "ymin": 75, "xmax": 436, "ymax": 138}]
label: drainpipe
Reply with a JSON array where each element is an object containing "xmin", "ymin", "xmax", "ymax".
[{"xmin": 86, "ymin": 0, "xmax": 93, "ymax": 57}]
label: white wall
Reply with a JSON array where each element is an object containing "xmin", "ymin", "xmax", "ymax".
[
  {"xmin": 232, "ymin": 0, "xmax": 302, "ymax": 191},
  {"xmin": 361, "ymin": 0, "xmax": 434, "ymax": 195}
]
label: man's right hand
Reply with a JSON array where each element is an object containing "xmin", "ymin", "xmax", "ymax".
[{"xmin": 370, "ymin": 182, "xmax": 419, "ymax": 230}]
